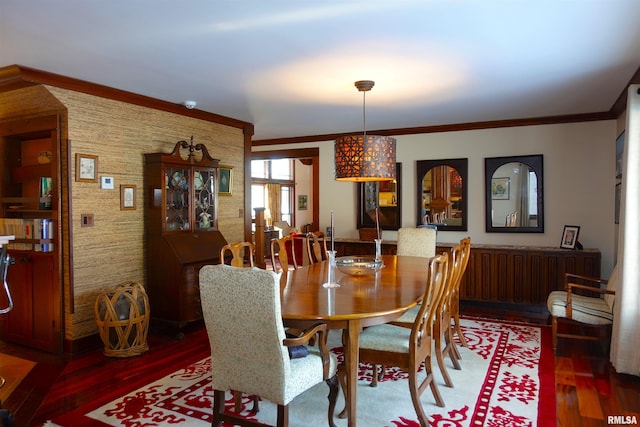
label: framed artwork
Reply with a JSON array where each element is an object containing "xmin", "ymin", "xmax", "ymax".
[
  {"xmin": 76, "ymin": 153, "xmax": 98, "ymax": 182},
  {"xmin": 120, "ymin": 185, "xmax": 136, "ymax": 210},
  {"xmin": 298, "ymin": 195, "xmax": 308, "ymax": 210},
  {"xmin": 560, "ymin": 225, "xmax": 580, "ymax": 249},
  {"xmin": 218, "ymin": 165, "xmax": 233, "ymax": 196},
  {"xmin": 491, "ymin": 177, "xmax": 510, "ymax": 200}
]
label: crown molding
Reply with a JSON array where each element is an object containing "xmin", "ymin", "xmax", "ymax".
[{"xmin": 251, "ymin": 111, "xmax": 614, "ymax": 146}]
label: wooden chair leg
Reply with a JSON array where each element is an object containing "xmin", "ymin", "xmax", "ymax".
[
  {"xmin": 434, "ymin": 319, "xmax": 454, "ymax": 388},
  {"xmin": 369, "ymin": 364, "xmax": 385, "ymax": 387},
  {"xmin": 326, "ymin": 374, "xmax": 339, "ymax": 427},
  {"xmin": 250, "ymin": 395, "xmax": 260, "ymax": 414},
  {"xmin": 551, "ymin": 315, "xmax": 558, "ymax": 352},
  {"xmin": 454, "ymin": 319, "xmax": 468, "ymax": 348},
  {"xmin": 424, "ymin": 356, "xmax": 445, "ymax": 408},
  {"xmin": 276, "ymin": 404, "xmax": 289, "ymax": 427},
  {"xmin": 444, "ymin": 323, "xmax": 462, "ymax": 370},
  {"xmin": 453, "ymin": 303, "xmax": 468, "ymax": 348},
  {"xmin": 337, "ymin": 365, "xmax": 348, "ymax": 419},
  {"xmin": 233, "ymin": 390, "xmax": 242, "ymax": 412},
  {"xmin": 408, "ymin": 368, "xmax": 431, "ymax": 427},
  {"xmin": 451, "ymin": 333, "xmax": 462, "ymax": 361},
  {"xmin": 212, "ymin": 389, "xmax": 225, "ymax": 427},
  {"xmin": 233, "ymin": 391, "xmax": 259, "ymax": 414}
]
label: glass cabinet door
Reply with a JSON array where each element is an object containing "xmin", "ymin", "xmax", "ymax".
[
  {"xmin": 194, "ymin": 168, "xmax": 217, "ymax": 230},
  {"xmin": 164, "ymin": 166, "xmax": 190, "ymax": 231}
]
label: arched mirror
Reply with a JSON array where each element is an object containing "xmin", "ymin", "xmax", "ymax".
[
  {"xmin": 485, "ymin": 154, "xmax": 544, "ymax": 233},
  {"xmin": 416, "ymin": 158, "xmax": 468, "ymax": 231}
]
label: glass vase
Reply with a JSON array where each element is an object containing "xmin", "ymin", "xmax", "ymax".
[
  {"xmin": 374, "ymin": 239, "xmax": 383, "ymax": 263},
  {"xmin": 323, "ymin": 250, "xmax": 339, "ymax": 288}
]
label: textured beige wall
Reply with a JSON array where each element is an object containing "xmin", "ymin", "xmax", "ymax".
[{"xmin": 1, "ymin": 85, "xmax": 246, "ymax": 340}]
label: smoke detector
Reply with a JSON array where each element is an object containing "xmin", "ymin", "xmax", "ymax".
[{"xmin": 184, "ymin": 100, "xmax": 197, "ymax": 109}]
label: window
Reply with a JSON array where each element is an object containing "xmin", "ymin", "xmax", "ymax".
[{"xmin": 251, "ymin": 159, "xmax": 295, "ymax": 227}]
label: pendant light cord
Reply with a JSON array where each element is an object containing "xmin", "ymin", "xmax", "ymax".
[{"xmin": 362, "ymin": 90, "xmax": 367, "ymax": 139}]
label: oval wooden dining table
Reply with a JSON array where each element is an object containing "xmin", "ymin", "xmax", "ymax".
[{"xmin": 281, "ymin": 254, "xmax": 430, "ymax": 427}]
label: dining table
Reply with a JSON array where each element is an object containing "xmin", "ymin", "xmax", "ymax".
[{"xmin": 280, "ymin": 254, "xmax": 431, "ymax": 427}]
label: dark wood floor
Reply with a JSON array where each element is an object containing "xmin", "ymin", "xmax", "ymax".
[{"xmin": 1, "ymin": 304, "xmax": 639, "ymax": 427}]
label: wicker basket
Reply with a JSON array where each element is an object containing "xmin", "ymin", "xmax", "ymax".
[{"xmin": 94, "ymin": 281, "xmax": 150, "ymax": 357}]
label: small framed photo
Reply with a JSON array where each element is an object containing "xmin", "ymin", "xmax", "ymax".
[
  {"xmin": 298, "ymin": 195, "xmax": 308, "ymax": 210},
  {"xmin": 76, "ymin": 153, "xmax": 98, "ymax": 182},
  {"xmin": 218, "ymin": 165, "xmax": 233, "ymax": 196},
  {"xmin": 491, "ymin": 177, "xmax": 510, "ymax": 200},
  {"xmin": 560, "ymin": 225, "xmax": 580, "ymax": 249},
  {"xmin": 120, "ymin": 185, "xmax": 136, "ymax": 210}
]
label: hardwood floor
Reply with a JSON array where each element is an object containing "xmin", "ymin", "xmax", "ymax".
[{"xmin": 1, "ymin": 305, "xmax": 639, "ymax": 427}]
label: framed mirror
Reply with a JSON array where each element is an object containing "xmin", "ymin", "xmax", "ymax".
[
  {"xmin": 485, "ymin": 154, "xmax": 544, "ymax": 233},
  {"xmin": 416, "ymin": 158, "xmax": 468, "ymax": 231},
  {"xmin": 357, "ymin": 163, "xmax": 402, "ymax": 230}
]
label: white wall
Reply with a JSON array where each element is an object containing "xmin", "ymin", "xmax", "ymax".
[
  {"xmin": 254, "ymin": 120, "xmax": 617, "ymax": 275},
  {"xmin": 294, "ymin": 160, "xmax": 313, "ymax": 229}
]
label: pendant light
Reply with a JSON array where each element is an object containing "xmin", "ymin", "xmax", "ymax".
[{"xmin": 334, "ymin": 80, "xmax": 396, "ymax": 182}]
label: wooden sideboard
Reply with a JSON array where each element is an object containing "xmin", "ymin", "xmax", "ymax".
[{"xmin": 334, "ymin": 239, "xmax": 601, "ymax": 309}]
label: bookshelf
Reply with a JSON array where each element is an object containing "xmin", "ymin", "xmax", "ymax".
[{"xmin": 0, "ymin": 118, "xmax": 60, "ymax": 353}]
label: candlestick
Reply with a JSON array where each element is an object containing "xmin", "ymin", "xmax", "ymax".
[
  {"xmin": 330, "ymin": 211, "xmax": 335, "ymax": 252},
  {"xmin": 376, "ymin": 208, "xmax": 381, "ymax": 240}
]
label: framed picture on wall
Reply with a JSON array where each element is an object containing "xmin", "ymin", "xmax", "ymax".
[
  {"xmin": 298, "ymin": 195, "xmax": 308, "ymax": 210},
  {"xmin": 218, "ymin": 165, "xmax": 233, "ymax": 196},
  {"xmin": 120, "ymin": 184, "xmax": 136, "ymax": 210},
  {"xmin": 560, "ymin": 225, "xmax": 580, "ymax": 249},
  {"xmin": 76, "ymin": 153, "xmax": 98, "ymax": 182}
]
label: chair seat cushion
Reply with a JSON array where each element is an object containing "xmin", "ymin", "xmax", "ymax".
[
  {"xmin": 393, "ymin": 305, "xmax": 420, "ymax": 325},
  {"xmin": 359, "ymin": 324, "xmax": 412, "ymax": 353},
  {"xmin": 547, "ymin": 290, "xmax": 613, "ymax": 325}
]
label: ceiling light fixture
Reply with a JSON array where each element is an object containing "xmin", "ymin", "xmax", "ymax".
[{"xmin": 334, "ymin": 80, "xmax": 396, "ymax": 182}]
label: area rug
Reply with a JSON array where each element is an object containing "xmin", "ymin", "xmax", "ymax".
[{"xmin": 53, "ymin": 318, "xmax": 556, "ymax": 426}]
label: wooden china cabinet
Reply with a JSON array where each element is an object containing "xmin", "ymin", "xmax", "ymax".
[{"xmin": 144, "ymin": 138, "xmax": 227, "ymax": 336}]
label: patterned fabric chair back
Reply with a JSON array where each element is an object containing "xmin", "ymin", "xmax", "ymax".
[{"xmin": 397, "ymin": 227, "xmax": 436, "ymax": 258}]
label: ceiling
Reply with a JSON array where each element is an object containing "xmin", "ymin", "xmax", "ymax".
[{"xmin": 1, "ymin": 1, "xmax": 640, "ymax": 141}]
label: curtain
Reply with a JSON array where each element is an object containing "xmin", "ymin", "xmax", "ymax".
[
  {"xmin": 266, "ymin": 183, "xmax": 281, "ymax": 225},
  {"xmin": 611, "ymin": 84, "xmax": 640, "ymax": 376},
  {"xmin": 517, "ymin": 163, "xmax": 529, "ymax": 227}
]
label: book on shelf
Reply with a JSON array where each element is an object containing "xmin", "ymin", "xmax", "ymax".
[
  {"xmin": 0, "ymin": 218, "xmax": 54, "ymax": 252},
  {"xmin": 39, "ymin": 177, "xmax": 52, "ymax": 210}
]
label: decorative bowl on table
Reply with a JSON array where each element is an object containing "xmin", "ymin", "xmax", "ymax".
[{"xmin": 335, "ymin": 256, "xmax": 384, "ymax": 276}]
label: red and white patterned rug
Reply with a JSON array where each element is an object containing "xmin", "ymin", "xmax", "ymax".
[{"xmin": 54, "ymin": 317, "xmax": 556, "ymax": 426}]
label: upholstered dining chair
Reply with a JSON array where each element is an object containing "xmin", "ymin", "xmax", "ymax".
[
  {"xmin": 396, "ymin": 227, "xmax": 436, "ymax": 258},
  {"xmin": 219, "ymin": 241, "xmax": 259, "ymax": 412},
  {"xmin": 220, "ymin": 241, "xmax": 255, "ymax": 267},
  {"xmin": 547, "ymin": 265, "xmax": 617, "ymax": 352},
  {"xmin": 306, "ymin": 231, "xmax": 328, "ymax": 264},
  {"xmin": 199, "ymin": 264, "xmax": 339, "ymax": 427},
  {"xmin": 343, "ymin": 252, "xmax": 449, "ymax": 427}
]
